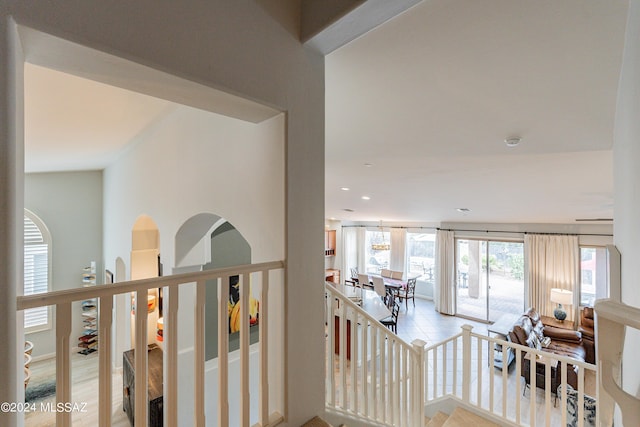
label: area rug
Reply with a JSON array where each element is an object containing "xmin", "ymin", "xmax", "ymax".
[{"xmin": 25, "ymin": 380, "xmax": 56, "ymax": 403}]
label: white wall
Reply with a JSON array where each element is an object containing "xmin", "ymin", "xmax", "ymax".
[
  {"xmin": 103, "ymin": 105, "xmax": 286, "ymax": 424},
  {"xmin": 0, "ymin": 3, "xmax": 325, "ymax": 425},
  {"xmin": 24, "ymin": 171, "xmax": 103, "ymax": 359},
  {"xmin": 613, "ymin": 0, "xmax": 640, "ymax": 408}
]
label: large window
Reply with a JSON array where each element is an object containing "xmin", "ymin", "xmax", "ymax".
[
  {"xmin": 24, "ymin": 210, "xmax": 52, "ymax": 332},
  {"xmin": 580, "ymin": 246, "xmax": 608, "ymax": 306},
  {"xmin": 365, "ymin": 230, "xmax": 390, "ymax": 274},
  {"xmin": 406, "ymin": 232, "xmax": 435, "ymax": 281}
]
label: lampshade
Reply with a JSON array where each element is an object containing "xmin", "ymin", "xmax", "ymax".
[{"xmin": 550, "ymin": 288, "xmax": 573, "ymax": 306}]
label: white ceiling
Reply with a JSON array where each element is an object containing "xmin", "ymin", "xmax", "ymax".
[
  {"xmin": 25, "ymin": 63, "xmax": 173, "ymax": 173},
  {"xmin": 325, "ymin": 0, "xmax": 628, "ymax": 224},
  {"xmin": 22, "ymin": 1, "xmax": 628, "ymax": 225}
]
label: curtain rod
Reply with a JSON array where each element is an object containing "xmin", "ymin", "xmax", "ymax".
[{"xmin": 341, "ymin": 225, "xmax": 612, "ymax": 237}]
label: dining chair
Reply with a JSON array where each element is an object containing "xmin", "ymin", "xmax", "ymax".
[
  {"xmin": 400, "ymin": 277, "xmax": 417, "ymax": 309},
  {"xmin": 380, "ymin": 268, "xmax": 392, "ymax": 278},
  {"xmin": 358, "ymin": 274, "xmax": 372, "ymax": 290},
  {"xmin": 371, "ymin": 276, "xmax": 386, "ymax": 298},
  {"xmin": 391, "ymin": 270, "xmax": 403, "ymax": 280},
  {"xmin": 350, "ymin": 267, "xmax": 359, "ymax": 281},
  {"xmin": 381, "ymin": 298, "xmax": 400, "ymax": 333}
]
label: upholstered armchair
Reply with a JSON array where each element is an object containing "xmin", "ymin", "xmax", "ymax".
[{"xmin": 578, "ymin": 307, "xmax": 595, "ymax": 364}]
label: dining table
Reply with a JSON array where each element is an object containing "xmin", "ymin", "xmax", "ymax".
[{"xmin": 367, "ymin": 273, "xmax": 420, "ymax": 294}]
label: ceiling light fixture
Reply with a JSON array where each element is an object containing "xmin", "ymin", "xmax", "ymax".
[
  {"xmin": 457, "ymin": 208, "xmax": 471, "ymax": 213},
  {"xmin": 361, "ymin": 196, "xmax": 371, "ymax": 200},
  {"xmin": 364, "ymin": 163, "xmax": 374, "ymax": 167},
  {"xmin": 340, "ymin": 187, "xmax": 350, "ymax": 191},
  {"xmin": 343, "ymin": 208, "xmax": 354, "ymax": 212},
  {"xmin": 371, "ymin": 221, "xmax": 390, "ymax": 251},
  {"xmin": 505, "ymin": 136, "xmax": 522, "ymax": 147}
]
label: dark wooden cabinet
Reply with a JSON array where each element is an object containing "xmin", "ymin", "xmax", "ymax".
[{"xmin": 123, "ymin": 347, "xmax": 163, "ymax": 426}]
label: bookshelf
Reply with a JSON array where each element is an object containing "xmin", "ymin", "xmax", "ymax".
[{"xmin": 78, "ymin": 261, "xmax": 98, "ymax": 355}]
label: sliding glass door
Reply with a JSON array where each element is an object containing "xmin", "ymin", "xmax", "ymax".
[{"xmin": 455, "ymin": 239, "xmax": 524, "ymax": 322}]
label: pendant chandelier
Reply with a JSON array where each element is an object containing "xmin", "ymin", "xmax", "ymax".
[{"xmin": 371, "ymin": 222, "xmax": 390, "ymax": 251}]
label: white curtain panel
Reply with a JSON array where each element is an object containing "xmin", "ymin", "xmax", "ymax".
[
  {"xmin": 435, "ymin": 229, "xmax": 456, "ymax": 315},
  {"xmin": 357, "ymin": 227, "xmax": 367, "ymax": 274},
  {"xmin": 342, "ymin": 227, "xmax": 358, "ymax": 278},
  {"xmin": 525, "ymin": 234, "xmax": 579, "ymax": 322},
  {"xmin": 390, "ymin": 227, "xmax": 407, "ymax": 274}
]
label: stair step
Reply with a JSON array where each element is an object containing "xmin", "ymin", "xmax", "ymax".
[
  {"xmin": 301, "ymin": 416, "xmax": 334, "ymax": 427},
  {"xmin": 442, "ymin": 407, "xmax": 499, "ymax": 427},
  {"xmin": 425, "ymin": 411, "xmax": 449, "ymax": 427}
]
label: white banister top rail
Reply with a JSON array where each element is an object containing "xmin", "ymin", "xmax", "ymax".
[
  {"xmin": 595, "ymin": 298, "xmax": 640, "ymax": 330},
  {"xmin": 325, "ymin": 282, "xmax": 416, "ymax": 352},
  {"xmin": 17, "ymin": 260, "xmax": 285, "ymax": 310}
]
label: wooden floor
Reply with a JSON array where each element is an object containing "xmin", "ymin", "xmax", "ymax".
[{"xmin": 25, "ymin": 351, "xmax": 129, "ymax": 427}]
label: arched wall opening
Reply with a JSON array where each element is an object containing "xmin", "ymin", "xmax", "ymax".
[
  {"xmin": 131, "ymin": 215, "xmax": 161, "ymax": 347},
  {"xmin": 174, "ymin": 213, "xmax": 256, "ymax": 361}
]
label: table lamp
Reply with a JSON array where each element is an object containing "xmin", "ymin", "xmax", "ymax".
[{"xmin": 550, "ymin": 288, "xmax": 573, "ymax": 321}]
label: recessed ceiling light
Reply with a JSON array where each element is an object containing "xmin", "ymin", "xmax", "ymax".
[
  {"xmin": 364, "ymin": 163, "xmax": 374, "ymax": 167},
  {"xmin": 362, "ymin": 196, "xmax": 371, "ymax": 200},
  {"xmin": 343, "ymin": 208, "xmax": 354, "ymax": 212},
  {"xmin": 330, "ymin": 217, "xmax": 337, "ymax": 220},
  {"xmin": 457, "ymin": 208, "xmax": 471, "ymax": 213},
  {"xmin": 340, "ymin": 187, "xmax": 350, "ymax": 191},
  {"xmin": 505, "ymin": 136, "xmax": 522, "ymax": 147}
]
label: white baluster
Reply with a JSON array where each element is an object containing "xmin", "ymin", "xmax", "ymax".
[
  {"xmin": 351, "ymin": 310, "xmax": 358, "ymax": 414},
  {"xmin": 477, "ymin": 337, "xmax": 482, "ymax": 407},
  {"xmin": 260, "ymin": 270, "xmax": 270, "ymax": 426},
  {"xmin": 56, "ymin": 302, "xmax": 72, "ymax": 427},
  {"xmin": 340, "ymin": 302, "xmax": 347, "ymax": 410},
  {"xmin": 544, "ymin": 356, "xmax": 552, "ymax": 426},
  {"xmin": 515, "ymin": 348, "xmax": 522, "ymax": 425},
  {"xmin": 240, "ymin": 274, "xmax": 250, "ymax": 427},
  {"xmin": 327, "ymin": 291, "xmax": 335, "ymax": 407},
  {"xmin": 501, "ymin": 342, "xmax": 508, "ymax": 418},
  {"xmin": 453, "ymin": 337, "xmax": 458, "ymax": 397},
  {"xmin": 134, "ymin": 290, "xmax": 148, "ymax": 427},
  {"xmin": 362, "ymin": 319, "xmax": 368, "ymax": 418},
  {"xmin": 99, "ymin": 295, "xmax": 113, "ymax": 427},
  {"xmin": 218, "ymin": 277, "xmax": 229, "ymax": 427},
  {"xmin": 166, "ymin": 285, "xmax": 179, "ymax": 427}
]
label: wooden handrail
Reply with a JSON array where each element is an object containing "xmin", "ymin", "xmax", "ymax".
[{"xmin": 17, "ymin": 260, "xmax": 284, "ymax": 310}]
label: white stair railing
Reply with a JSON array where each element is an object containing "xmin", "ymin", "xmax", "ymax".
[
  {"xmin": 324, "ymin": 283, "xmax": 426, "ymax": 427},
  {"xmin": 424, "ymin": 324, "xmax": 598, "ymax": 427},
  {"xmin": 17, "ymin": 260, "xmax": 285, "ymax": 427},
  {"xmin": 594, "ymin": 299, "xmax": 640, "ymax": 427}
]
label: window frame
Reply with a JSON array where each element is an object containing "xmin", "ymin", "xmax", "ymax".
[
  {"xmin": 578, "ymin": 245, "xmax": 609, "ymax": 307},
  {"xmin": 24, "ymin": 209, "xmax": 53, "ymax": 334}
]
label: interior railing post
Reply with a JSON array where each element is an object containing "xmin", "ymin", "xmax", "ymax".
[
  {"xmin": 461, "ymin": 325, "xmax": 473, "ymax": 403},
  {"xmin": 56, "ymin": 302, "xmax": 72, "ymax": 427},
  {"xmin": 98, "ymin": 295, "xmax": 113, "ymax": 427},
  {"xmin": 411, "ymin": 339, "xmax": 426, "ymax": 427}
]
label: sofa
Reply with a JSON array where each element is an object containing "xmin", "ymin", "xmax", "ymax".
[
  {"xmin": 578, "ymin": 306, "xmax": 595, "ymax": 364},
  {"xmin": 508, "ymin": 308, "xmax": 585, "ymax": 389}
]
